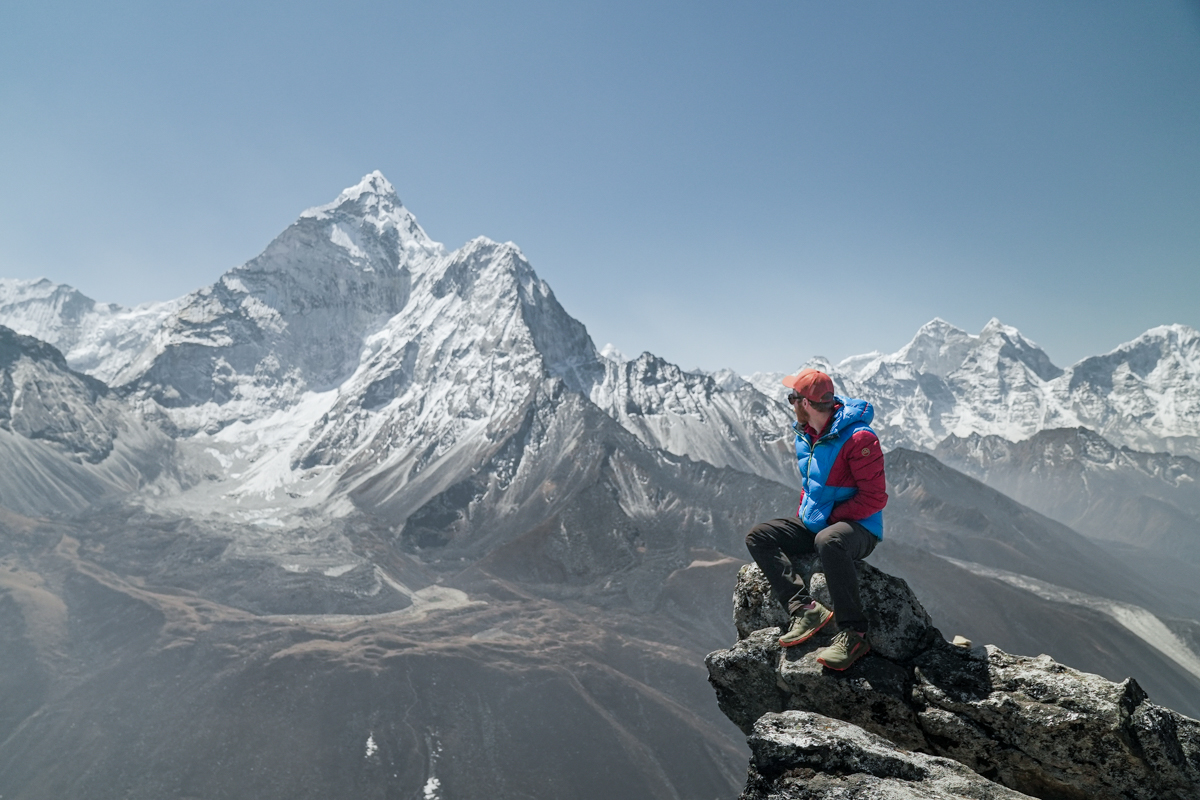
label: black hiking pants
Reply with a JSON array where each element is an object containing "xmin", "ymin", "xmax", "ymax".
[{"xmin": 745, "ymin": 517, "xmax": 878, "ymax": 633}]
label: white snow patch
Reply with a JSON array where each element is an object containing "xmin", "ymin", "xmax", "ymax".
[
  {"xmin": 239, "ymin": 295, "xmax": 285, "ymax": 331},
  {"xmin": 330, "ymin": 224, "xmax": 367, "ymax": 258},
  {"xmin": 233, "ymin": 511, "xmax": 287, "ymax": 528},
  {"xmin": 423, "ymin": 777, "xmax": 441, "ymax": 800},
  {"xmin": 203, "ymin": 389, "xmax": 340, "ymax": 500},
  {"xmin": 600, "ymin": 343, "xmax": 627, "ymax": 362},
  {"xmin": 323, "ymin": 564, "xmax": 357, "ymax": 577},
  {"xmin": 471, "ymin": 626, "xmax": 520, "ymax": 642},
  {"xmin": 365, "ymin": 733, "xmax": 378, "ymax": 758},
  {"xmin": 685, "ymin": 557, "xmax": 739, "ymax": 569},
  {"xmin": 203, "ymin": 448, "xmax": 233, "ymax": 469}
]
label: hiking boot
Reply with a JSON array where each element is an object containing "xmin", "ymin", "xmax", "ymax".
[
  {"xmin": 816, "ymin": 629, "xmax": 870, "ymax": 670},
  {"xmin": 778, "ymin": 602, "xmax": 833, "ymax": 647}
]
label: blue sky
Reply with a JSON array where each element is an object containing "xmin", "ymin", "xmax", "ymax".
[{"xmin": 2, "ymin": 1, "xmax": 1198, "ymax": 374}]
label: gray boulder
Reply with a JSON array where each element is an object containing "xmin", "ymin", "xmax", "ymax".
[
  {"xmin": 743, "ymin": 710, "xmax": 1035, "ymax": 799},
  {"xmin": 732, "ymin": 559, "xmax": 936, "ymax": 661},
  {"xmin": 709, "ymin": 564, "xmax": 1200, "ymax": 800}
]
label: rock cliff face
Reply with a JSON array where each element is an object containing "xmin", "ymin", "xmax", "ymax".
[
  {"xmin": 741, "ymin": 712, "xmax": 1033, "ymax": 800},
  {"xmin": 708, "ymin": 563, "xmax": 1200, "ymax": 800}
]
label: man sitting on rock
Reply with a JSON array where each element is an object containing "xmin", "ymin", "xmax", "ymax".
[{"xmin": 745, "ymin": 368, "xmax": 887, "ymax": 670}]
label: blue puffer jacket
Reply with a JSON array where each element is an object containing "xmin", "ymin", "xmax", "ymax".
[{"xmin": 793, "ymin": 396, "xmax": 885, "ymax": 537}]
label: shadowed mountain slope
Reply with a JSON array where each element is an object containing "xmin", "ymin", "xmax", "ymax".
[
  {"xmin": 934, "ymin": 427, "xmax": 1200, "ymax": 617},
  {"xmin": 0, "ymin": 326, "xmax": 174, "ymax": 517}
]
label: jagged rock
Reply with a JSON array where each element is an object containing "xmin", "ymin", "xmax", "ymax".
[
  {"xmin": 711, "ymin": 625, "xmax": 931, "ymax": 751},
  {"xmin": 732, "ymin": 562, "xmax": 789, "ymax": 639},
  {"xmin": 0, "ymin": 325, "xmax": 115, "ymax": 463},
  {"xmin": 742, "ymin": 710, "xmax": 1034, "ymax": 799},
  {"xmin": 710, "ymin": 564, "xmax": 1200, "ymax": 800},
  {"xmin": 732, "ymin": 560, "xmax": 936, "ymax": 661},
  {"xmin": 910, "ymin": 645, "xmax": 1200, "ymax": 800}
]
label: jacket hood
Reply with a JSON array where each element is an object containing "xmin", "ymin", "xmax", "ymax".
[
  {"xmin": 791, "ymin": 395, "xmax": 875, "ymax": 440},
  {"xmin": 828, "ymin": 395, "xmax": 874, "ymax": 436}
]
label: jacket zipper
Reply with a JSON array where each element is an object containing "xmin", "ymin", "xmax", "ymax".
[
  {"xmin": 801, "ymin": 427, "xmax": 838, "ymax": 511},
  {"xmin": 802, "ymin": 431, "xmax": 829, "ymax": 493}
]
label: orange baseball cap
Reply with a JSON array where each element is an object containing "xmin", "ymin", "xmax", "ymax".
[{"xmin": 782, "ymin": 368, "xmax": 835, "ymax": 403}]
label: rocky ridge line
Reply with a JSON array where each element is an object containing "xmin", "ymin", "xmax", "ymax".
[{"xmin": 707, "ymin": 563, "xmax": 1200, "ymax": 800}]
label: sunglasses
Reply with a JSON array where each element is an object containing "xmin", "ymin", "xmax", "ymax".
[{"xmin": 787, "ymin": 391, "xmax": 804, "ymax": 405}]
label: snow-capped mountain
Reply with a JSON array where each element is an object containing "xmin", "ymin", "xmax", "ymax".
[
  {"xmin": 6, "ymin": 181, "xmax": 1200, "ymax": 515},
  {"xmin": 933, "ymin": 426, "xmax": 1200, "ymax": 618},
  {"xmin": 4, "ymin": 178, "xmax": 1198, "ymax": 501},
  {"xmin": 936, "ymin": 427, "xmax": 1200, "ymax": 550},
  {"xmin": 281, "ymin": 234, "xmax": 606, "ymax": 522},
  {"xmin": 1063, "ymin": 324, "xmax": 1200, "ymax": 456},
  {"xmin": 823, "ymin": 318, "xmax": 1200, "ymax": 460},
  {"xmin": 0, "ymin": 278, "xmax": 180, "ymax": 384},
  {"xmin": 0, "ymin": 325, "xmax": 173, "ymax": 516},
  {"xmin": 0, "ymin": 174, "xmax": 795, "ymax": 524},
  {"xmin": 589, "ymin": 352, "xmax": 794, "ymax": 485},
  {"xmin": 116, "ymin": 172, "xmax": 445, "ymax": 420}
]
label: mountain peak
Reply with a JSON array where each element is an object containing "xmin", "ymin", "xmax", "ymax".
[
  {"xmin": 903, "ymin": 318, "xmax": 972, "ymax": 348},
  {"xmin": 976, "ymin": 317, "xmax": 1047, "ymax": 350},
  {"xmin": 979, "ymin": 317, "xmax": 1024, "ymax": 340},
  {"xmin": 336, "ymin": 170, "xmax": 396, "ymax": 204},
  {"xmin": 916, "ymin": 317, "xmax": 967, "ymax": 337},
  {"xmin": 892, "ymin": 318, "xmax": 976, "ymax": 378},
  {"xmin": 1132, "ymin": 323, "xmax": 1200, "ymax": 349},
  {"xmin": 309, "ymin": 170, "xmax": 398, "ymax": 206},
  {"xmin": 300, "ymin": 171, "xmax": 397, "ymax": 218},
  {"xmin": 299, "ymin": 172, "xmax": 443, "ymax": 258}
]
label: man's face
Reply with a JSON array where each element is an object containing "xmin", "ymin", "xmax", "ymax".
[{"xmin": 788, "ymin": 392, "xmax": 810, "ymax": 427}]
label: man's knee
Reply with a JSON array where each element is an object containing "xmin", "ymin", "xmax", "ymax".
[
  {"xmin": 814, "ymin": 529, "xmax": 842, "ymax": 554},
  {"xmin": 815, "ymin": 523, "xmax": 856, "ymax": 555},
  {"xmin": 816, "ymin": 522, "xmax": 875, "ymax": 561},
  {"xmin": 746, "ymin": 521, "xmax": 775, "ymax": 550}
]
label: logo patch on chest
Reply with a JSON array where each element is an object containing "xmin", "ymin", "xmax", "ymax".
[{"xmin": 861, "ymin": 448, "xmax": 871, "ymax": 456}]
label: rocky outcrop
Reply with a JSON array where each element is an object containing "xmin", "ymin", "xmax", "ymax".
[
  {"xmin": 708, "ymin": 561, "xmax": 1200, "ymax": 800},
  {"xmin": 742, "ymin": 711, "xmax": 1033, "ymax": 799},
  {"xmin": 0, "ymin": 325, "xmax": 113, "ymax": 462}
]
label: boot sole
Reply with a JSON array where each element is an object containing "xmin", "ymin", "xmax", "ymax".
[
  {"xmin": 778, "ymin": 611, "xmax": 832, "ymax": 647},
  {"xmin": 817, "ymin": 641, "xmax": 871, "ymax": 670}
]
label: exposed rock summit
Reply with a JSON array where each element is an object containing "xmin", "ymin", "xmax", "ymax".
[
  {"xmin": 708, "ymin": 562, "xmax": 1200, "ymax": 800},
  {"xmin": 742, "ymin": 711, "xmax": 1033, "ymax": 799}
]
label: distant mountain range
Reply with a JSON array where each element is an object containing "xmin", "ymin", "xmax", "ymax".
[
  {"xmin": 749, "ymin": 316, "xmax": 1200, "ymax": 461},
  {"xmin": 1, "ymin": 172, "xmax": 1197, "ymax": 800},
  {"xmin": 934, "ymin": 427, "xmax": 1200, "ymax": 620}
]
